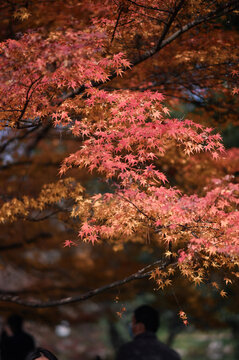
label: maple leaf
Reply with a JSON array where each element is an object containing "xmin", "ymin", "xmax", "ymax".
[
  {"xmin": 150, "ymin": 271, "xmax": 156, "ymax": 280},
  {"xmin": 79, "ymin": 222, "xmax": 93, "ymax": 237},
  {"xmin": 13, "ymin": 7, "xmax": 31, "ymax": 21},
  {"xmin": 63, "ymin": 240, "xmax": 76, "ymax": 247},
  {"xmin": 232, "ymin": 87, "xmax": 239, "ymax": 95},
  {"xmin": 224, "ymin": 278, "xmax": 232, "ymax": 285},
  {"xmin": 92, "ymin": 193, "xmax": 102, "ymax": 201},
  {"xmin": 179, "ymin": 310, "xmax": 189, "ymax": 326},
  {"xmin": 162, "ymin": 107, "xmax": 170, "ymax": 115},
  {"xmin": 211, "ymin": 282, "xmax": 219, "ymax": 290},
  {"xmin": 88, "ymin": 234, "xmax": 99, "ymax": 245},
  {"xmin": 220, "ymin": 290, "xmax": 227, "ymax": 298},
  {"xmin": 165, "ymin": 251, "xmax": 172, "ymax": 258},
  {"xmin": 212, "ymin": 152, "xmax": 219, "ymax": 160}
]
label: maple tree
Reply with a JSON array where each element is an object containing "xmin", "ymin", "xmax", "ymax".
[{"xmin": 0, "ymin": 0, "xmax": 238, "ymax": 321}]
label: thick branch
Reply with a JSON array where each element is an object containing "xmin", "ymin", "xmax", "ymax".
[
  {"xmin": 0, "ymin": 232, "xmax": 52, "ymax": 251},
  {"xmin": 0, "ymin": 160, "xmax": 59, "ymax": 171},
  {"xmin": 155, "ymin": 0, "xmax": 185, "ymax": 51},
  {"xmin": 27, "ymin": 209, "xmax": 61, "ymax": 222},
  {"xmin": 0, "ymin": 259, "xmax": 174, "ymax": 308},
  {"xmin": 132, "ymin": 0, "xmax": 239, "ymax": 67}
]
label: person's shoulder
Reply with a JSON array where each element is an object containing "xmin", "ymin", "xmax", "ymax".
[
  {"xmin": 20, "ymin": 331, "xmax": 35, "ymax": 343},
  {"xmin": 118, "ymin": 339, "xmax": 135, "ymax": 352},
  {"xmin": 156, "ymin": 340, "xmax": 181, "ymax": 360},
  {"xmin": 116, "ymin": 340, "xmax": 137, "ymax": 360},
  {"xmin": 21, "ymin": 331, "xmax": 32, "ymax": 337},
  {"xmin": 117, "ymin": 334, "xmax": 181, "ymax": 360}
]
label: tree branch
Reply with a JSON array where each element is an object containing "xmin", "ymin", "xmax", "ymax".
[
  {"xmin": 26, "ymin": 123, "xmax": 52, "ymax": 154},
  {"xmin": 117, "ymin": 193, "xmax": 156, "ymax": 222},
  {"xmin": 59, "ymin": 0, "xmax": 238, "ymax": 104},
  {"xmin": 132, "ymin": 0, "xmax": 239, "ymax": 67},
  {"xmin": 125, "ymin": 0, "xmax": 172, "ymax": 13},
  {"xmin": 111, "ymin": 5, "xmax": 123, "ymax": 44},
  {"xmin": 155, "ymin": 0, "xmax": 185, "ymax": 51},
  {"xmin": 0, "ymin": 160, "xmax": 59, "ymax": 171},
  {"xmin": 16, "ymin": 76, "xmax": 43, "ymax": 128},
  {"xmin": 0, "ymin": 259, "xmax": 175, "ymax": 307},
  {"xmin": 0, "ymin": 232, "xmax": 52, "ymax": 251},
  {"xmin": 0, "ymin": 124, "xmax": 40, "ymax": 153}
]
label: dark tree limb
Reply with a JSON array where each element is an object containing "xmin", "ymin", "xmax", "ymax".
[
  {"xmin": 111, "ymin": 6, "xmax": 124, "ymax": 44},
  {"xmin": 0, "ymin": 160, "xmax": 59, "ymax": 171},
  {"xmin": 0, "ymin": 124, "xmax": 40, "ymax": 153},
  {"xmin": 155, "ymin": 0, "xmax": 185, "ymax": 51},
  {"xmin": 0, "ymin": 232, "xmax": 52, "ymax": 251},
  {"xmin": 0, "ymin": 259, "xmax": 175, "ymax": 308},
  {"xmin": 16, "ymin": 75, "xmax": 43, "ymax": 128},
  {"xmin": 125, "ymin": 0, "xmax": 172, "ymax": 13}
]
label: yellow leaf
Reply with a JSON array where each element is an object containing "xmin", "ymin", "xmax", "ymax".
[
  {"xmin": 224, "ymin": 278, "xmax": 232, "ymax": 285},
  {"xmin": 13, "ymin": 8, "xmax": 31, "ymax": 21},
  {"xmin": 165, "ymin": 251, "xmax": 172, "ymax": 257},
  {"xmin": 212, "ymin": 282, "xmax": 219, "ymax": 289},
  {"xmin": 220, "ymin": 290, "xmax": 227, "ymax": 298},
  {"xmin": 165, "ymin": 279, "xmax": 172, "ymax": 286}
]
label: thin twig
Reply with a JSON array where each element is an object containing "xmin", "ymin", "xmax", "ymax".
[{"xmin": 111, "ymin": 6, "xmax": 123, "ymax": 44}]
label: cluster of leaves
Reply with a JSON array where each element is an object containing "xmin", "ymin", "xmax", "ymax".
[
  {"xmin": 0, "ymin": 178, "xmax": 83, "ymax": 223},
  {"xmin": 0, "ymin": 28, "xmax": 130, "ymax": 129},
  {"xmin": 0, "ymin": 0, "xmax": 238, "ymax": 314}
]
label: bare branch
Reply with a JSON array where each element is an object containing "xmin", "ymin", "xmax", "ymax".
[
  {"xmin": 0, "ymin": 259, "xmax": 175, "ymax": 307},
  {"xmin": 0, "ymin": 232, "xmax": 52, "ymax": 251},
  {"xmin": 155, "ymin": 0, "xmax": 185, "ymax": 51},
  {"xmin": 0, "ymin": 160, "xmax": 59, "ymax": 171},
  {"xmin": 111, "ymin": 6, "xmax": 124, "ymax": 44},
  {"xmin": 125, "ymin": 0, "xmax": 172, "ymax": 13},
  {"xmin": 27, "ymin": 210, "xmax": 61, "ymax": 222},
  {"xmin": 16, "ymin": 75, "xmax": 43, "ymax": 128},
  {"xmin": 0, "ymin": 124, "xmax": 40, "ymax": 153}
]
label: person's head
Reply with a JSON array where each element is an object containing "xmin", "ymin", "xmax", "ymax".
[
  {"xmin": 26, "ymin": 348, "xmax": 58, "ymax": 360},
  {"xmin": 7, "ymin": 314, "xmax": 23, "ymax": 334},
  {"xmin": 132, "ymin": 305, "xmax": 159, "ymax": 336}
]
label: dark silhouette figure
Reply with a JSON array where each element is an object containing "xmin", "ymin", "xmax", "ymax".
[
  {"xmin": 0, "ymin": 314, "xmax": 35, "ymax": 360},
  {"xmin": 26, "ymin": 347, "xmax": 58, "ymax": 360},
  {"xmin": 116, "ymin": 305, "xmax": 181, "ymax": 360}
]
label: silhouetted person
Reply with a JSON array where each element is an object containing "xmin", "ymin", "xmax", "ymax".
[
  {"xmin": 26, "ymin": 347, "xmax": 58, "ymax": 360},
  {"xmin": 116, "ymin": 305, "xmax": 181, "ymax": 360},
  {"xmin": 0, "ymin": 314, "xmax": 35, "ymax": 360}
]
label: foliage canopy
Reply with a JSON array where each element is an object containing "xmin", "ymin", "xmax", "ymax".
[{"xmin": 0, "ymin": 0, "xmax": 238, "ymax": 313}]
